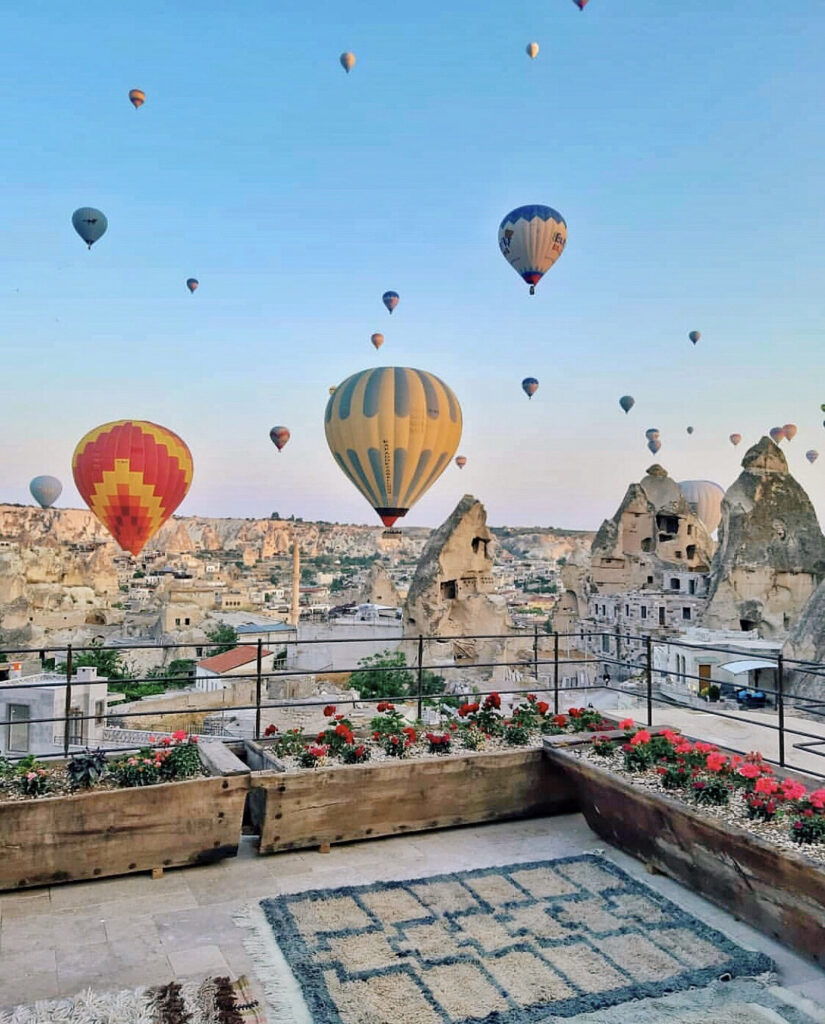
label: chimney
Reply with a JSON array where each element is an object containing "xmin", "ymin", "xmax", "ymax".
[
  {"xmin": 75, "ymin": 665, "xmax": 98, "ymax": 682},
  {"xmin": 9, "ymin": 662, "xmax": 22, "ymax": 680},
  {"xmin": 291, "ymin": 535, "xmax": 300, "ymax": 627}
]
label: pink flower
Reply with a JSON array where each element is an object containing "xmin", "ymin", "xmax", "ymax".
[
  {"xmin": 809, "ymin": 789, "xmax": 825, "ymax": 810},
  {"xmin": 706, "ymin": 753, "xmax": 728, "ymax": 773},
  {"xmin": 172, "ymin": 729, "xmax": 187, "ymax": 741},
  {"xmin": 629, "ymin": 730, "xmax": 651, "ymax": 746},
  {"xmin": 694, "ymin": 741, "xmax": 717, "ymax": 754},
  {"xmin": 781, "ymin": 779, "xmax": 807, "ymax": 802},
  {"xmin": 738, "ymin": 763, "xmax": 762, "ymax": 780},
  {"xmin": 619, "ymin": 718, "xmax": 635, "ymax": 731},
  {"xmin": 755, "ymin": 776, "xmax": 778, "ymax": 796}
]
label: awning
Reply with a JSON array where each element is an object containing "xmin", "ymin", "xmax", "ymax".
[{"xmin": 718, "ymin": 659, "xmax": 778, "ymax": 675}]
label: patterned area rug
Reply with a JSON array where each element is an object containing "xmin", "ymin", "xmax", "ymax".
[
  {"xmin": 0, "ymin": 975, "xmax": 264, "ymax": 1024},
  {"xmin": 239, "ymin": 855, "xmax": 773, "ymax": 1023}
]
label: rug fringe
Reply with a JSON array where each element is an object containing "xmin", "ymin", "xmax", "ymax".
[{"xmin": 233, "ymin": 903, "xmax": 313, "ymax": 1024}]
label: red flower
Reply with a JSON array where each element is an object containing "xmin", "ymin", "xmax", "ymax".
[
  {"xmin": 335, "ymin": 723, "xmax": 354, "ymax": 743},
  {"xmin": 552, "ymin": 714, "xmax": 567, "ymax": 728},
  {"xmin": 484, "ymin": 692, "xmax": 501, "ymax": 710},
  {"xmin": 373, "ymin": 731, "xmax": 381, "ymax": 740},
  {"xmin": 629, "ymin": 730, "xmax": 651, "ymax": 746},
  {"xmin": 308, "ymin": 745, "xmax": 328, "ymax": 757},
  {"xmin": 323, "ymin": 705, "xmax": 336, "ymax": 717},
  {"xmin": 755, "ymin": 776, "xmax": 778, "ymax": 796},
  {"xmin": 148, "ymin": 735, "xmax": 156, "ymax": 743},
  {"xmin": 675, "ymin": 741, "xmax": 693, "ymax": 755},
  {"xmin": 738, "ymin": 763, "xmax": 761, "ymax": 780},
  {"xmin": 334, "ymin": 714, "xmax": 345, "ymax": 721},
  {"xmin": 354, "ymin": 745, "xmax": 366, "ymax": 757},
  {"xmin": 568, "ymin": 708, "xmax": 582, "ymax": 718},
  {"xmin": 172, "ymin": 729, "xmax": 187, "ymax": 741},
  {"xmin": 619, "ymin": 718, "xmax": 635, "ymax": 731},
  {"xmin": 536, "ymin": 701, "xmax": 549, "ymax": 715},
  {"xmin": 316, "ymin": 731, "xmax": 326, "ymax": 742},
  {"xmin": 706, "ymin": 753, "xmax": 728, "ymax": 773},
  {"xmin": 264, "ymin": 724, "xmax": 278, "ymax": 737},
  {"xmin": 809, "ymin": 788, "xmax": 825, "ymax": 810},
  {"xmin": 391, "ymin": 735, "xmax": 399, "ymax": 745},
  {"xmin": 781, "ymin": 779, "xmax": 807, "ymax": 801},
  {"xmin": 527, "ymin": 694, "xmax": 537, "ymax": 703},
  {"xmin": 402, "ymin": 726, "xmax": 417, "ymax": 742},
  {"xmin": 449, "ymin": 721, "xmax": 458, "ymax": 731},
  {"xmin": 694, "ymin": 741, "xmax": 717, "ymax": 754}
]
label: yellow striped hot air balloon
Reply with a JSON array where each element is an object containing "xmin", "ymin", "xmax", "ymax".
[{"xmin": 324, "ymin": 367, "xmax": 462, "ymax": 526}]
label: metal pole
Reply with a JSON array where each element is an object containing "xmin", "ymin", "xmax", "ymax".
[
  {"xmin": 533, "ymin": 624, "xmax": 539, "ymax": 684},
  {"xmin": 553, "ymin": 632, "xmax": 560, "ymax": 715},
  {"xmin": 645, "ymin": 635, "xmax": 653, "ymax": 727},
  {"xmin": 777, "ymin": 653, "xmax": 785, "ymax": 767},
  {"xmin": 255, "ymin": 638, "xmax": 263, "ymax": 740},
  {"xmin": 417, "ymin": 635, "xmax": 424, "ymax": 721},
  {"xmin": 63, "ymin": 644, "xmax": 73, "ymax": 757}
]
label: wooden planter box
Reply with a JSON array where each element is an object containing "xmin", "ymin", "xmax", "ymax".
[
  {"xmin": 0, "ymin": 741, "xmax": 250, "ymax": 891},
  {"xmin": 249, "ymin": 746, "xmax": 578, "ymax": 854},
  {"xmin": 543, "ymin": 745, "xmax": 825, "ymax": 966}
]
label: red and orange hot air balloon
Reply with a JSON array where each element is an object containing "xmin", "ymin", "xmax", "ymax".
[{"xmin": 72, "ymin": 420, "xmax": 193, "ymax": 556}]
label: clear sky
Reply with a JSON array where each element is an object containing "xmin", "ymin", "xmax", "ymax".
[{"xmin": 2, "ymin": 0, "xmax": 824, "ymax": 530}]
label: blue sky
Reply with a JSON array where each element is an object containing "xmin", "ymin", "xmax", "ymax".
[{"xmin": 2, "ymin": 0, "xmax": 824, "ymax": 530}]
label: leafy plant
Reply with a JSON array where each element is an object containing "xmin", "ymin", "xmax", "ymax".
[
  {"xmin": 658, "ymin": 762, "xmax": 691, "ymax": 789},
  {"xmin": 349, "ymin": 651, "xmax": 413, "ymax": 700},
  {"xmin": 503, "ymin": 722, "xmax": 530, "ymax": 746},
  {"xmin": 66, "ymin": 748, "xmax": 108, "ymax": 789},
  {"xmin": 341, "ymin": 743, "xmax": 371, "ymax": 764},
  {"xmin": 460, "ymin": 725, "xmax": 485, "ymax": 751},
  {"xmin": 591, "ymin": 735, "xmax": 615, "ymax": 757},
  {"xmin": 158, "ymin": 735, "xmax": 201, "ymax": 780},
  {"xmin": 110, "ymin": 750, "xmax": 163, "ymax": 787},
  {"xmin": 424, "ymin": 732, "xmax": 452, "ymax": 754},
  {"xmin": 707, "ymin": 684, "xmax": 721, "ymax": 703},
  {"xmin": 205, "ymin": 624, "xmax": 239, "ymax": 656},
  {"xmin": 270, "ymin": 728, "xmax": 306, "ymax": 757},
  {"xmin": 19, "ymin": 767, "xmax": 51, "ymax": 796},
  {"xmin": 790, "ymin": 814, "xmax": 825, "ymax": 844},
  {"xmin": 692, "ymin": 777, "xmax": 730, "ymax": 806},
  {"xmin": 298, "ymin": 745, "xmax": 328, "ymax": 769}
]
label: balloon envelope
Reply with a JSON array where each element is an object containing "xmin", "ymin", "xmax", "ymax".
[
  {"xmin": 783, "ymin": 423, "xmax": 798, "ymax": 441},
  {"xmin": 687, "ymin": 426, "xmax": 694, "ymax": 434},
  {"xmin": 455, "ymin": 456, "xmax": 467, "ymax": 469},
  {"xmin": 382, "ymin": 291, "xmax": 399, "ymax": 313},
  {"xmin": 498, "ymin": 205, "xmax": 567, "ymax": 294},
  {"xmin": 619, "ymin": 395, "xmax": 635, "ymax": 414},
  {"xmin": 526, "ymin": 42, "xmax": 539, "ymax": 58},
  {"xmin": 128, "ymin": 89, "xmax": 145, "ymax": 108},
  {"xmin": 340, "ymin": 52, "xmax": 356, "ymax": 72},
  {"xmin": 186, "ymin": 278, "xmax": 198, "ymax": 293},
  {"xmin": 769, "ymin": 426, "xmax": 785, "ymax": 443},
  {"xmin": 72, "ymin": 420, "xmax": 193, "ymax": 556},
  {"xmin": 689, "ymin": 330, "xmax": 701, "ymax": 345},
  {"xmin": 371, "ymin": 333, "xmax": 384, "ymax": 350},
  {"xmin": 30, "ymin": 475, "xmax": 62, "ymax": 509},
  {"xmin": 678, "ymin": 480, "xmax": 724, "ymax": 535},
  {"xmin": 324, "ymin": 366, "xmax": 462, "ymax": 527},
  {"xmin": 270, "ymin": 426, "xmax": 290, "ymax": 451},
  {"xmin": 573, "ymin": 0, "xmax": 590, "ymax": 7},
  {"xmin": 729, "ymin": 433, "xmax": 742, "ymax": 446},
  {"xmin": 645, "ymin": 428, "xmax": 660, "ymax": 441},
  {"xmin": 806, "ymin": 450, "xmax": 819, "ymax": 464},
  {"xmin": 522, "ymin": 377, "xmax": 539, "ymax": 399},
  {"xmin": 72, "ymin": 208, "xmax": 107, "ymax": 248},
  {"xmin": 647, "ymin": 439, "xmax": 661, "ymax": 454}
]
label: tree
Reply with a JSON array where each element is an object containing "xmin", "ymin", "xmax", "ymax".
[
  {"xmin": 57, "ymin": 640, "xmax": 134, "ymax": 683},
  {"xmin": 145, "ymin": 659, "xmax": 195, "ymax": 686},
  {"xmin": 349, "ymin": 650, "xmax": 414, "ymax": 700},
  {"xmin": 205, "ymin": 624, "xmax": 238, "ymax": 655}
]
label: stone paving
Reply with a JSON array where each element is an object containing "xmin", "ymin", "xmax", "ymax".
[{"xmin": 1, "ymin": 813, "xmax": 823, "ymax": 1016}]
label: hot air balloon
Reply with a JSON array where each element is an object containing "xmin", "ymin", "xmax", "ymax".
[
  {"xmin": 340, "ymin": 52, "xmax": 356, "ymax": 73},
  {"xmin": 678, "ymin": 480, "xmax": 724, "ymax": 535},
  {"xmin": 820, "ymin": 405, "xmax": 825, "ymax": 413},
  {"xmin": 382, "ymin": 291, "xmax": 399, "ymax": 314},
  {"xmin": 645, "ymin": 428, "xmax": 660, "ymax": 441},
  {"xmin": 573, "ymin": 0, "xmax": 590, "ymax": 7},
  {"xmin": 329, "ymin": 386, "xmax": 337, "ymax": 395},
  {"xmin": 455, "ymin": 456, "xmax": 467, "ymax": 469},
  {"xmin": 689, "ymin": 331, "xmax": 701, "ymax": 345},
  {"xmin": 526, "ymin": 42, "xmax": 539, "ymax": 59},
  {"xmin": 128, "ymin": 89, "xmax": 145, "ymax": 109},
  {"xmin": 522, "ymin": 377, "xmax": 539, "ymax": 399},
  {"xmin": 783, "ymin": 423, "xmax": 798, "ymax": 441},
  {"xmin": 647, "ymin": 439, "xmax": 661, "ymax": 455},
  {"xmin": 729, "ymin": 433, "xmax": 742, "ymax": 446},
  {"xmin": 686, "ymin": 426, "xmax": 694, "ymax": 435},
  {"xmin": 30, "ymin": 476, "xmax": 62, "ymax": 509},
  {"xmin": 371, "ymin": 333, "xmax": 384, "ymax": 350},
  {"xmin": 498, "ymin": 205, "xmax": 567, "ymax": 295},
  {"xmin": 72, "ymin": 421, "xmax": 193, "ymax": 557},
  {"xmin": 324, "ymin": 366, "xmax": 462, "ymax": 527},
  {"xmin": 72, "ymin": 208, "xmax": 107, "ymax": 248},
  {"xmin": 619, "ymin": 395, "xmax": 635, "ymax": 414},
  {"xmin": 770, "ymin": 426, "xmax": 785, "ymax": 444},
  {"xmin": 186, "ymin": 278, "xmax": 198, "ymax": 293},
  {"xmin": 806, "ymin": 450, "xmax": 819, "ymax": 464},
  {"xmin": 270, "ymin": 426, "xmax": 290, "ymax": 451}
]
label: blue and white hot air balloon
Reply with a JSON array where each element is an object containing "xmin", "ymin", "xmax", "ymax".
[
  {"xmin": 30, "ymin": 475, "xmax": 62, "ymax": 509},
  {"xmin": 498, "ymin": 205, "xmax": 567, "ymax": 295}
]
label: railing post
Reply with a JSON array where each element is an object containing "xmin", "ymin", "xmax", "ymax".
[
  {"xmin": 645, "ymin": 635, "xmax": 653, "ymax": 727},
  {"xmin": 553, "ymin": 632, "xmax": 560, "ymax": 715},
  {"xmin": 533, "ymin": 625, "xmax": 539, "ymax": 684},
  {"xmin": 63, "ymin": 643, "xmax": 73, "ymax": 756},
  {"xmin": 417, "ymin": 635, "xmax": 424, "ymax": 721},
  {"xmin": 255, "ymin": 638, "xmax": 263, "ymax": 741},
  {"xmin": 777, "ymin": 652, "xmax": 785, "ymax": 767}
]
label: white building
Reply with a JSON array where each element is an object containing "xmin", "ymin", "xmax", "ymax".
[
  {"xmin": 194, "ymin": 646, "xmax": 276, "ymax": 693},
  {"xmin": 653, "ymin": 628, "xmax": 781, "ymax": 702}
]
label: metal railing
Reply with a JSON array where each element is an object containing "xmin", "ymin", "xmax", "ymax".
[{"xmin": 0, "ymin": 628, "xmax": 824, "ymax": 778}]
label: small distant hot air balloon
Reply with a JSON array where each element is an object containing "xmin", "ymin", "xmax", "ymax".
[
  {"xmin": 770, "ymin": 426, "xmax": 785, "ymax": 444},
  {"xmin": 72, "ymin": 208, "xmax": 107, "ymax": 248},
  {"xmin": 619, "ymin": 395, "xmax": 635, "ymax": 414},
  {"xmin": 72, "ymin": 420, "xmax": 193, "ymax": 556},
  {"xmin": 329, "ymin": 386, "xmax": 337, "ymax": 395},
  {"xmin": 729, "ymin": 433, "xmax": 742, "ymax": 446},
  {"xmin": 325, "ymin": 367, "xmax": 462, "ymax": 527},
  {"xmin": 645, "ymin": 428, "xmax": 660, "ymax": 441},
  {"xmin": 498, "ymin": 205, "xmax": 567, "ymax": 295},
  {"xmin": 678, "ymin": 480, "xmax": 725, "ymax": 535},
  {"xmin": 820, "ymin": 404, "xmax": 825, "ymax": 413},
  {"xmin": 340, "ymin": 52, "xmax": 356, "ymax": 73},
  {"xmin": 455, "ymin": 456, "xmax": 467, "ymax": 469},
  {"xmin": 526, "ymin": 42, "xmax": 539, "ymax": 59},
  {"xmin": 30, "ymin": 476, "xmax": 62, "ymax": 509},
  {"xmin": 647, "ymin": 439, "xmax": 661, "ymax": 455},
  {"xmin": 806, "ymin": 450, "xmax": 819, "ymax": 464},
  {"xmin": 689, "ymin": 331, "xmax": 701, "ymax": 345},
  {"xmin": 686, "ymin": 426, "xmax": 694, "ymax": 435},
  {"xmin": 186, "ymin": 278, "xmax": 198, "ymax": 293},
  {"xmin": 270, "ymin": 426, "xmax": 290, "ymax": 451},
  {"xmin": 382, "ymin": 291, "xmax": 399, "ymax": 314},
  {"xmin": 128, "ymin": 89, "xmax": 145, "ymax": 109},
  {"xmin": 371, "ymin": 333, "xmax": 384, "ymax": 350},
  {"xmin": 522, "ymin": 377, "xmax": 539, "ymax": 399},
  {"xmin": 573, "ymin": 0, "xmax": 590, "ymax": 7},
  {"xmin": 783, "ymin": 423, "xmax": 798, "ymax": 441}
]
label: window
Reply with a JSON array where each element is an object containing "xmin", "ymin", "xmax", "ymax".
[
  {"xmin": 7, "ymin": 704, "xmax": 29, "ymax": 752},
  {"xmin": 686, "ymin": 545, "xmax": 696, "ymax": 560},
  {"xmin": 625, "ymin": 605, "xmax": 630, "ymax": 616},
  {"xmin": 195, "ymin": 646, "xmax": 204, "ymax": 658},
  {"xmin": 640, "ymin": 606, "xmax": 647, "ymax": 620},
  {"xmin": 95, "ymin": 699, "xmax": 105, "ymax": 725},
  {"xmin": 68, "ymin": 707, "xmax": 85, "ymax": 746},
  {"xmin": 682, "ymin": 607, "xmax": 691, "ymax": 620},
  {"xmin": 670, "ymin": 578, "xmax": 680, "ymax": 591},
  {"xmin": 175, "ymin": 617, "xmax": 181, "ymax": 626},
  {"xmin": 440, "ymin": 580, "xmax": 457, "ymax": 600},
  {"xmin": 687, "ymin": 524, "xmax": 693, "ymax": 536},
  {"xmin": 658, "ymin": 606, "xmax": 666, "ymax": 625},
  {"xmin": 184, "ymin": 617, "xmax": 190, "ymax": 626},
  {"xmin": 689, "ymin": 578, "xmax": 697, "ymax": 595},
  {"xmin": 656, "ymin": 514, "xmax": 679, "ymax": 537},
  {"xmin": 602, "ymin": 635, "xmax": 610, "ymax": 653},
  {"xmin": 647, "ymin": 576, "xmax": 654, "ymax": 585}
]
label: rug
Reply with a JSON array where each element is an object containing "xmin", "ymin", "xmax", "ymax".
[
  {"xmin": 239, "ymin": 854, "xmax": 773, "ymax": 1024},
  {"xmin": 0, "ymin": 975, "xmax": 264, "ymax": 1024}
]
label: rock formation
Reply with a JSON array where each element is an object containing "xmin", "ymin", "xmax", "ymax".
[
  {"xmin": 703, "ymin": 437, "xmax": 825, "ymax": 637},
  {"xmin": 360, "ymin": 564, "xmax": 401, "ymax": 607},
  {"xmin": 403, "ymin": 495, "xmax": 510, "ymax": 664},
  {"xmin": 783, "ymin": 581, "xmax": 825, "ymax": 697}
]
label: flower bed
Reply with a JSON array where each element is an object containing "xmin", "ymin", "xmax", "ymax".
[
  {"xmin": 543, "ymin": 722, "xmax": 825, "ymax": 965},
  {"xmin": 0, "ymin": 737, "xmax": 250, "ymax": 891}
]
